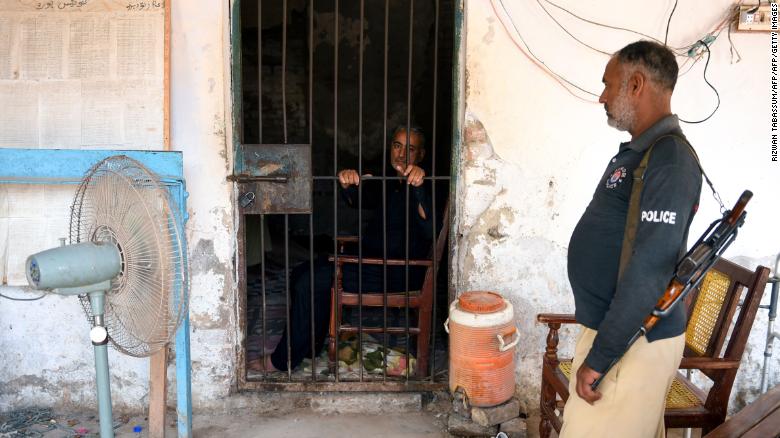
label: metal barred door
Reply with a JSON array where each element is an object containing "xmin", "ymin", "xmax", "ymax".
[{"xmin": 233, "ymin": 0, "xmax": 452, "ymax": 391}]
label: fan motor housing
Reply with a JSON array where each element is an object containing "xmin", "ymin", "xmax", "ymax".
[{"xmin": 26, "ymin": 242, "xmax": 121, "ymax": 290}]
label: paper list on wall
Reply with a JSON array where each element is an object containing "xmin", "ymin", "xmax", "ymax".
[
  {"xmin": 0, "ymin": 82, "xmax": 38, "ymax": 147},
  {"xmin": 116, "ymin": 16, "xmax": 160, "ymax": 79},
  {"xmin": 0, "ymin": 185, "xmax": 78, "ymax": 286},
  {"xmin": 68, "ymin": 17, "xmax": 109, "ymax": 79},
  {"xmin": 124, "ymin": 80, "xmax": 162, "ymax": 147},
  {"xmin": 6, "ymin": 217, "xmax": 48, "ymax": 285},
  {"xmin": 0, "ymin": 17, "xmax": 12, "ymax": 80},
  {"xmin": 40, "ymin": 81, "xmax": 81, "ymax": 148},
  {"xmin": 0, "ymin": 217, "xmax": 7, "ymax": 284},
  {"xmin": 20, "ymin": 16, "xmax": 64, "ymax": 80},
  {"xmin": 81, "ymin": 81, "xmax": 122, "ymax": 146}
]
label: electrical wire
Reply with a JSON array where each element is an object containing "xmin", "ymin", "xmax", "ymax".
[
  {"xmin": 679, "ymin": 40, "xmax": 720, "ymax": 124},
  {"xmin": 677, "ymin": 55, "xmax": 701, "ymax": 78},
  {"xmin": 540, "ymin": 0, "xmax": 734, "ymax": 58},
  {"xmin": 496, "ymin": 0, "xmax": 724, "ymax": 122},
  {"xmin": 665, "ymin": 0, "xmax": 679, "ymax": 45},
  {"xmin": 535, "ymin": 0, "xmax": 611, "ymax": 56},
  {"xmin": 541, "ymin": 0, "xmax": 688, "ymax": 54},
  {"xmin": 492, "ymin": 0, "xmax": 600, "ymax": 102},
  {"xmin": 0, "ymin": 291, "xmax": 46, "ymax": 301},
  {"xmin": 726, "ymin": 9, "xmax": 743, "ymax": 64}
]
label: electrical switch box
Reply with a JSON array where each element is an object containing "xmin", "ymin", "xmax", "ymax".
[{"xmin": 736, "ymin": 4, "xmax": 775, "ymax": 32}]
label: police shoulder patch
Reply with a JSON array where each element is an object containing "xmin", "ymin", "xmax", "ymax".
[{"xmin": 605, "ymin": 166, "xmax": 627, "ymax": 189}]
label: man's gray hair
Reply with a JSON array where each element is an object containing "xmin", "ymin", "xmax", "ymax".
[
  {"xmin": 614, "ymin": 41, "xmax": 678, "ymax": 91},
  {"xmin": 391, "ymin": 124, "xmax": 426, "ymax": 150}
]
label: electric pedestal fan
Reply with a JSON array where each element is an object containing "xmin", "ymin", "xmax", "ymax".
[{"xmin": 25, "ymin": 156, "xmax": 188, "ymax": 438}]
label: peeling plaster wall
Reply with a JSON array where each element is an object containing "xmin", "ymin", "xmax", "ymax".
[
  {"xmin": 0, "ymin": 0, "xmax": 235, "ymax": 413},
  {"xmin": 459, "ymin": 1, "xmax": 779, "ymax": 414},
  {"xmin": 170, "ymin": 0, "xmax": 235, "ymax": 409}
]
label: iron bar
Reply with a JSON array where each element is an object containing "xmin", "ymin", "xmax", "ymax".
[
  {"xmin": 285, "ymin": 213, "xmax": 292, "ymax": 380},
  {"xmin": 333, "ymin": 0, "xmax": 340, "ymax": 383},
  {"xmin": 429, "ymin": 0, "xmax": 440, "ymax": 381},
  {"xmin": 257, "ymin": 0, "xmax": 262, "ymax": 144},
  {"xmin": 260, "ymin": 214, "xmax": 267, "ymax": 379},
  {"xmin": 226, "ymin": 175, "xmax": 288, "ymax": 183},
  {"xmin": 308, "ymin": 0, "xmax": 316, "ymax": 382},
  {"xmin": 312, "ymin": 176, "xmax": 451, "ymax": 181},
  {"xmin": 244, "ymin": 380, "xmax": 446, "ymax": 392},
  {"xmin": 404, "ymin": 0, "xmax": 415, "ymax": 382},
  {"xmin": 282, "ymin": 0, "xmax": 288, "ymax": 145},
  {"xmin": 381, "ymin": 0, "xmax": 389, "ymax": 383},
  {"xmin": 357, "ymin": 0, "xmax": 365, "ymax": 382}
]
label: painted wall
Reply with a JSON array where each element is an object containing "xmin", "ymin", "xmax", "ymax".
[
  {"xmin": 457, "ymin": 0, "xmax": 778, "ymax": 415},
  {"xmin": 0, "ymin": 0, "xmax": 236, "ymax": 412}
]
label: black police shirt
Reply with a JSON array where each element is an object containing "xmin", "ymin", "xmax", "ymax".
[{"xmin": 567, "ymin": 115, "xmax": 702, "ymax": 373}]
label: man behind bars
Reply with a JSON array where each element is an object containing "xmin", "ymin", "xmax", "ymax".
[
  {"xmin": 251, "ymin": 125, "xmax": 436, "ymax": 373},
  {"xmin": 561, "ymin": 41, "xmax": 702, "ymax": 437}
]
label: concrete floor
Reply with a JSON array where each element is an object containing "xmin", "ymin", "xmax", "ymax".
[
  {"xmin": 9, "ymin": 398, "xmax": 700, "ymax": 438},
  {"xmin": 25, "ymin": 410, "xmax": 448, "ymax": 437},
  {"xmin": 18, "ymin": 409, "xmax": 702, "ymax": 438}
]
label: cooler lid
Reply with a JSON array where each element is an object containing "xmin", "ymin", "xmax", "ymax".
[{"xmin": 457, "ymin": 291, "xmax": 506, "ymax": 314}]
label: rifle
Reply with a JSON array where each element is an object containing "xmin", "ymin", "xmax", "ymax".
[{"xmin": 591, "ymin": 190, "xmax": 753, "ymax": 390}]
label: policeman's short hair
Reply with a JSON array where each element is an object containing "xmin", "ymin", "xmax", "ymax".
[
  {"xmin": 391, "ymin": 124, "xmax": 426, "ymax": 150},
  {"xmin": 615, "ymin": 41, "xmax": 678, "ymax": 91}
]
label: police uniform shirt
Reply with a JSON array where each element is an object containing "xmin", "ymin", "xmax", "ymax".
[{"xmin": 567, "ymin": 114, "xmax": 702, "ymax": 373}]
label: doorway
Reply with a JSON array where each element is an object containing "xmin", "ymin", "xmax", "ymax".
[{"xmin": 233, "ymin": 0, "xmax": 455, "ymax": 391}]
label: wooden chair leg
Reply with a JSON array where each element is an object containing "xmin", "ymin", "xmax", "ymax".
[
  {"xmin": 328, "ymin": 287, "xmax": 338, "ymax": 368},
  {"xmin": 539, "ymin": 375, "xmax": 556, "ymax": 438},
  {"xmin": 416, "ymin": 310, "xmax": 432, "ymax": 377}
]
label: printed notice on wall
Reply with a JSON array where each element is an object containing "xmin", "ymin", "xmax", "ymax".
[
  {"xmin": 0, "ymin": 0, "xmax": 164, "ymax": 150},
  {"xmin": 0, "ymin": 0, "xmax": 165, "ymax": 285}
]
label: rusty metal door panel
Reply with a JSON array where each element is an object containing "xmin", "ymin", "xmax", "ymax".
[{"xmin": 231, "ymin": 144, "xmax": 312, "ymax": 214}]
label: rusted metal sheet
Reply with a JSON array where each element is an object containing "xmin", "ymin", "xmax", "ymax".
[{"xmin": 233, "ymin": 144, "xmax": 312, "ymax": 214}]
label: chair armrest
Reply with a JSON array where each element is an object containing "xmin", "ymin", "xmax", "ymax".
[
  {"xmin": 679, "ymin": 358, "xmax": 741, "ymax": 370},
  {"xmin": 537, "ymin": 314, "xmax": 577, "ymax": 325},
  {"xmin": 328, "ymin": 255, "xmax": 433, "ymax": 267}
]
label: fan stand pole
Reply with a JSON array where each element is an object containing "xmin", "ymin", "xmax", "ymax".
[{"xmin": 88, "ymin": 291, "xmax": 115, "ymax": 438}]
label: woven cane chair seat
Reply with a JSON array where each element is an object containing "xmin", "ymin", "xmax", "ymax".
[
  {"xmin": 557, "ymin": 360, "xmax": 702, "ymax": 409},
  {"xmin": 686, "ymin": 269, "xmax": 731, "ymax": 355}
]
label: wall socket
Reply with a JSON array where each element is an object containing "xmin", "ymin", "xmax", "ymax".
[{"xmin": 736, "ymin": 4, "xmax": 774, "ymax": 32}]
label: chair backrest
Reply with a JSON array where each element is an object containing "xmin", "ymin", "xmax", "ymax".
[
  {"xmin": 684, "ymin": 258, "xmax": 769, "ymax": 361},
  {"xmin": 683, "ymin": 258, "xmax": 770, "ymax": 410}
]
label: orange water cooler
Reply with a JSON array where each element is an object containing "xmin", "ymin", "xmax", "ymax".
[{"xmin": 446, "ymin": 291, "xmax": 518, "ymax": 407}]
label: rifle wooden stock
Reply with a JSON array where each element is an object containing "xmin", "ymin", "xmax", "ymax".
[{"xmin": 643, "ymin": 280, "xmax": 685, "ymax": 332}]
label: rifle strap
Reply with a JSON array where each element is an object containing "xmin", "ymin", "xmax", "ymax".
[{"xmin": 617, "ymin": 134, "xmax": 714, "ymax": 280}]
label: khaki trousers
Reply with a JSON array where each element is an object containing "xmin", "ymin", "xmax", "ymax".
[{"xmin": 559, "ymin": 326, "xmax": 685, "ymax": 438}]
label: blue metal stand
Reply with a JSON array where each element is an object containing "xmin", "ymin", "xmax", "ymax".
[{"xmin": 0, "ymin": 148, "xmax": 193, "ymax": 438}]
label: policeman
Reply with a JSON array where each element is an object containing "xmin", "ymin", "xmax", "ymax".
[{"xmin": 561, "ymin": 41, "xmax": 702, "ymax": 438}]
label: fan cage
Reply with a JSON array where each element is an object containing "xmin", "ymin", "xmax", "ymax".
[{"xmin": 73, "ymin": 156, "xmax": 188, "ymax": 358}]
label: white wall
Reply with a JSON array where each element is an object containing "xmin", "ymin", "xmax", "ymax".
[
  {"xmin": 0, "ymin": 0, "xmax": 236, "ymax": 412},
  {"xmin": 458, "ymin": 0, "xmax": 779, "ymax": 413}
]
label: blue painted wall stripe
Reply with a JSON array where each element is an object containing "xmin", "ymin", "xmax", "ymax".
[{"xmin": 0, "ymin": 149, "xmax": 184, "ymax": 181}]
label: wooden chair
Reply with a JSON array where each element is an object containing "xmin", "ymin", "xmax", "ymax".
[
  {"xmin": 538, "ymin": 258, "xmax": 770, "ymax": 437},
  {"xmin": 703, "ymin": 383, "xmax": 780, "ymax": 438},
  {"xmin": 327, "ymin": 201, "xmax": 450, "ymax": 377}
]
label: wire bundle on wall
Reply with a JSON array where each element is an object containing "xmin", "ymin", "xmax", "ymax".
[{"xmin": 491, "ymin": 0, "xmax": 742, "ymax": 123}]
